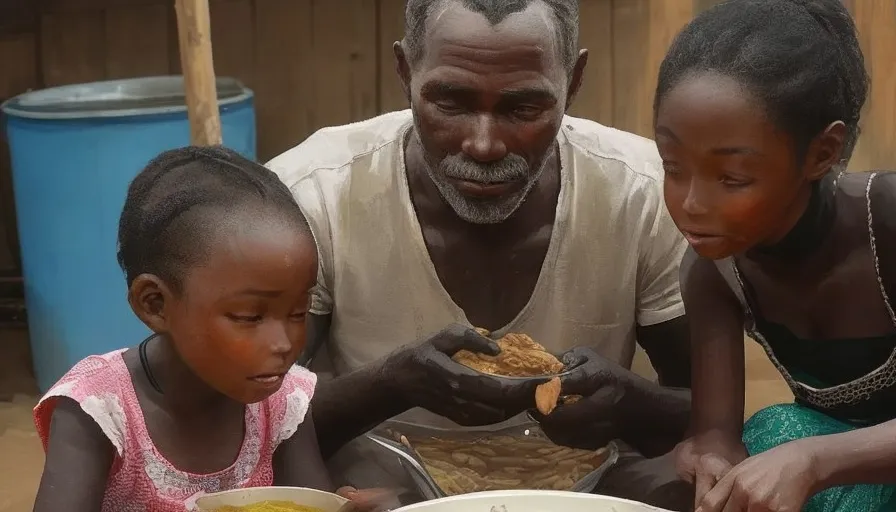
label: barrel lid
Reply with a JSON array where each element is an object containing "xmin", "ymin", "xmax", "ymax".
[{"xmin": 1, "ymin": 76, "xmax": 253, "ymax": 120}]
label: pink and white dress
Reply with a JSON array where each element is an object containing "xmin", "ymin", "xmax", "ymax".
[{"xmin": 33, "ymin": 349, "xmax": 317, "ymax": 512}]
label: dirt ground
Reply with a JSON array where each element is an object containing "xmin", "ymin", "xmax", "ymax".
[{"xmin": 0, "ymin": 327, "xmax": 792, "ymax": 512}]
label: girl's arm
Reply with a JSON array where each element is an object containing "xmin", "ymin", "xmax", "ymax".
[
  {"xmin": 33, "ymin": 398, "xmax": 115, "ymax": 512},
  {"xmin": 681, "ymin": 250, "xmax": 747, "ymax": 442},
  {"xmin": 272, "ymin": 406, "xmax": 334, "ymax": 490},
  {"xmin": 811, "ymin": 422, "xmax": 896, "ymax": 487}
]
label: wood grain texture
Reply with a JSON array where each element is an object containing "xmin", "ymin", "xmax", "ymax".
[
  {"xmin": 310, "ymin": 0, "xmax": 378, "ymax": 129},
  {"xmin": 847, "ymin": 0, "xmax": 896, "ymax": 172},
  {"xmin": 253, "ymin": 0, "xmax": 313, "ymax": 160},
  {"xmin": 40, "ymin": 10, "xmax": 106, "ymax": 86},
  {"xmin": 377, "ymin": 0, "xmax": 407, "ymax": 114},
  {"xmin": 611, "ymin": 0, "xmax": 693, "ymax": 138},
  {"xmin": 209, "ymin": 0, "xmax": 255, "ymax": 86},
  {"xmin": 105, "ymin": 4, "xmax": 170, "ymax": 78},
  {"xmin": 568, "ymin": 0, "xmax": 613, "ymax": 125}
]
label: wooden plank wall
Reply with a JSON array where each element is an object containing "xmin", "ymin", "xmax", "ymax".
[{"xmin": 0, "ymin": 0, "xmax": 894, "ymax": 272}]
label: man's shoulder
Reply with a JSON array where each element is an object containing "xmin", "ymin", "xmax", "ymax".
[
  {"xmin": 560, "ymin": 115, "xmax": 664, "ymax": 185},
  {"xmin": 265, "ymin": 109, "xmax": 412, "ymax": 187}
]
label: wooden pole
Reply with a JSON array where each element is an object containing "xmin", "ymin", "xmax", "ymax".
[{"xmin": 174, "ymin": 0, "xmax": 222, "ymax": 146}]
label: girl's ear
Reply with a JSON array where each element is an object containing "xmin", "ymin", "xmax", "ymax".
[
  {"xmin": 804, "ymin": 121, "xmax": 847, "ymax": 181},
  {"xmin": 128, "ymin": 274, "xmax": 175, "ymax": 333}
]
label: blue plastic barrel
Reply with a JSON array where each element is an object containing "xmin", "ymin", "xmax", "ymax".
[{"xmin": 1, "ymin": 76, "xmax": 256, "ymax": 391}]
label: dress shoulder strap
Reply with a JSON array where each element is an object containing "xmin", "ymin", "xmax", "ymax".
[
  {"xmin": 712, "ymin": 257, "xmax": 757, "ymax": 330},
  {"xmin": 864, "ymin": 172, "xmax": 896, "ymax": 328}
]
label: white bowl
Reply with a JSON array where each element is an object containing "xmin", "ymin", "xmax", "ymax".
[
  {"xmin": 194, "ymin": 486, "xmax": 348, "ymax": 512},
  {"xmin": 392, "ymin": 490, "xmax": 674, "ymax": 512}
]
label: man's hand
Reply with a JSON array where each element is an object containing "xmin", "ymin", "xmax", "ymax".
[
  {"xmin": 534, "ymin": 347, "xmax": 632, "ymax": 449},
  {"xmin": 383, "ymin": 324, "xmax": 548, "ymax": 426}
]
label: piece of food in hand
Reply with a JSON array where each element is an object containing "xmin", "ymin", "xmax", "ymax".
[
  {"xmin": 453, "ymin": 331, "xmax": 565, "ymax": 377},
  {"xmin": 535, "ymin": 377, "xmax": 562, "ymax": 415}
]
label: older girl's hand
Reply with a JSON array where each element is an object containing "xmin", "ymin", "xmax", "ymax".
[
  {"xmin": 696, "ymin": 440, "xmax": 820, "ymax": 512},
  {"xmin": 674, "ymin": 433, "xmax": 748, "ymax": 508}
]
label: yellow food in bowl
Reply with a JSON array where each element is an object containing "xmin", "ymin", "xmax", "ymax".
[{"xmin": 213, "ymin": 501, "xmax": 324, "ymax": 512}]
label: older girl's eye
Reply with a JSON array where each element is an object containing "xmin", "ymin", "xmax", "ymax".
[
  {"xmin": 720, "ymin": 174, "xmax": 753, "ymax": 188},
  {"xmin": 227, "ymin": 313, "xmax": 262, "ymax": 323}
]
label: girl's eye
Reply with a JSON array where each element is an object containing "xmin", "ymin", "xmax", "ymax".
[
  {"xmin": 720, "ymin": 175, "xmax": 753, "ymax": 188},
  {"xmin": 289, "ymin": 312, "xmax": 307, "ymax": 322},
  {"xmin": 227, "ymin": 313, "xmax": 262, "ymax": 323}
]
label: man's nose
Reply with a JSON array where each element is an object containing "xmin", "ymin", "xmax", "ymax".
[{"xmin": 461, "ymin": 114, "xmax": 507, "ymax": 162}]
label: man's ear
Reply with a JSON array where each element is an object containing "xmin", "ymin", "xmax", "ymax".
[
  {"xmin": 128, "ymin": 274, "xmax": 174, "ymax": 334},
  {"xmin": 565, "ymin": 49, "xmax": 589, "ymax": 111},
  {"xmin": 804, "ymin": 121, "xmax": 847, "ymax": 181},
  {"xmin": 394, "ymin": 40, "xmax": 412, "ymax": 104}
]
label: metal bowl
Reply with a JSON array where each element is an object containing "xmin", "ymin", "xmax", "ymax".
[{"xmin": 367, "ymin": 418, "xmax": 618, "ymax": 501}]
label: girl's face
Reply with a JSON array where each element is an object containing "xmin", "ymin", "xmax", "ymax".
[
  {"xmin": 164, "ymin": 213, "xmax": 317, "ymax": 404},
  {"xmin": 655, "ymin": 72, "xmax": 838, "ymax": 260}
]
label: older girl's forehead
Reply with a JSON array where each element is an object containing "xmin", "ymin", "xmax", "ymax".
[{"xmin": 656, "ymin": 73, "xmax": 791, "ymax": 156}]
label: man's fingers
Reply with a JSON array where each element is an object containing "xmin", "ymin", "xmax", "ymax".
[{"xmin": 435, "ymin": 324, "xmax": 500, "ymax": 356}]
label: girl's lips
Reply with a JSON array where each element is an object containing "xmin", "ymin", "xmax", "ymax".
[
  {"xmin": 681, "ymin": 230, "xmax": 724, "ymax": 247},
  {"xmin": 249, "ymin": 374, "xmax": 284, "ymax": 386}
]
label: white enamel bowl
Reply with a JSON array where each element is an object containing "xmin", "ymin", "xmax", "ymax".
[{"xmin": 392, "ymin": 490, "xmax": 674, "ymax": 512}]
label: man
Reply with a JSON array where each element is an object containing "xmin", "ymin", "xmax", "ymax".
[{"xmin": 268, "ymin": 0, "xmax": 692, "ymax": 508}]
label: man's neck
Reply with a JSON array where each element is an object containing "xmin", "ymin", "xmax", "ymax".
[{"xmin": 403, "ymin": 130, "xmax": 561, "ymax": 243}]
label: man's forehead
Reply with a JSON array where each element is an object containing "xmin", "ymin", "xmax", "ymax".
[{"xmin": 423, "ymin": 2, "xmax": 560, "ymax": 63}]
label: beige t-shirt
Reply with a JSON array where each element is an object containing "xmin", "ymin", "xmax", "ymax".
[{"xmin": 268, "ymin": 110, "xmax": 686, "ymax": 376}]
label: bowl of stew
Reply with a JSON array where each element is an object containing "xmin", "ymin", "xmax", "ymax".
[{"xmin": 193, "ymin": 487, "xmax": 347, "ymax": 512}]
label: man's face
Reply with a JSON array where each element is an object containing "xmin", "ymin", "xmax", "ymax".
[{"xmin": 403, "ymin": 3, "xmax": 573, "ymax": 224}]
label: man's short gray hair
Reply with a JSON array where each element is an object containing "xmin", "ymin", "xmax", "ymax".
[{"xmin": 403, "ymin": 0, "xmax": 580, "ymax": 72}]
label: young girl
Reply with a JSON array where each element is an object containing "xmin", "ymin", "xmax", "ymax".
[
  {"xmin": 32, "ymin": 146, "xmax": 349, "ymax": 511},
  {"xmin": 654, "ymin": 0, "xmax": 896, "ymax": 511}
]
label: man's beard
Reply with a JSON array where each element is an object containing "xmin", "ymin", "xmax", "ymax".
[{"xmin": 426, "ymin": 152, "xmax": 546, "ymax": 224}]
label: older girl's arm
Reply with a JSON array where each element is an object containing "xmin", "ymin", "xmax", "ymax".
[{"xmin": 811, "ymin": 421, "xmax": 896, "ymax": 487}]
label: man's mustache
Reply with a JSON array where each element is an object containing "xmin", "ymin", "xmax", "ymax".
[{"xmin": 440, "ymin": 153, "xmax": 530, "ymax": 184}]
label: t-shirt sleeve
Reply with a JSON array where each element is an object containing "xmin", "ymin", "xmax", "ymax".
[
  {"xmin": 290, "ymin": 177, "xmax": 335, "ymax": 317},
  {"xmin": 32, "ymin": 353, "xmax": 129, "ymax": 456},
  {"xmin": 636, "ymin": 183, "xmax": 688, "ymax": 326}
]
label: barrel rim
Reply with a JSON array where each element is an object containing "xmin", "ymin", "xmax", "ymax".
[{"xmin": 0, "ymin": 76, "xmax": 253, "ymax": 120}]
